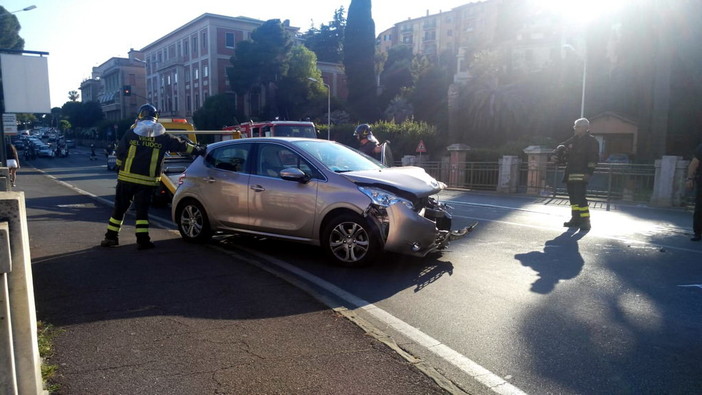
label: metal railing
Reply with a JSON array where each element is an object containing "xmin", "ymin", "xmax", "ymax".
[
  {"xmin": 545, "ymin": 163, "xmax": 656, "ymax": 203},
  {"xmin": 403, "ymin": 160, "xmax": 657, "ymax": 205}
]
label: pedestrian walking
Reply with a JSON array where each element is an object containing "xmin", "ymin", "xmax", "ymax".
[
  {"xmin": 100, "ymin": 104, "xmax": 205, "ymax": 250},
  {"xmin": 685, "ymin": 142, "xmax": 702, "ymax": 241},
  {"xmin": 5, "ymin": 143, "xmax": 20, "ymax": 187},
  {"xmin": 90, "ymin": 144, "xmax": 97, "ymax": 160},
  {"xmin": 554, "ymin": 118, "xmax": 600, "ymax": 231}
]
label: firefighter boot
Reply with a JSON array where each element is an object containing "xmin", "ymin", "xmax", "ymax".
[
  {"xmin": 136, "ymin": 234, "xmax": 155, "ymax": 250},
  {"xmin": 100, "ymin": 230, "xmax": 119, "ymax": 247},
  {"xmin": 563, "ymin": 205, "xmax": 581, "ymax": 227},
  {"xmin": 579, "ymin": 219, "xmax": 591, "ymax": 231}
]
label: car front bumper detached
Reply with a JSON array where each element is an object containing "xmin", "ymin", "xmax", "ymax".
[{"xmin": 368, "ymin": 198, "xmax": 477, "ymax": 257}]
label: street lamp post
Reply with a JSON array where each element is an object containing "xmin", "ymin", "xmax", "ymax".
[
  {"xmin": 308, "ymin": 77, "xmax": 330, "ymax": 140},
  {"xmin": 10, "ymin": 5, "xmax": 37, "ymax": 14},
  {"xmin": 564, "ymin": 42, "xmax": 587, "ymax": 118}
]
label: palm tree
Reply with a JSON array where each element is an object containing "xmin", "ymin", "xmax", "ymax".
[{"xmin": 456, "ymin": 49, "xmax": 527, "ymax": 147}]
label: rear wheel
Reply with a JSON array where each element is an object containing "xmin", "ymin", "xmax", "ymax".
[
  {"xmin": 176, "ymin": 200, "xmax": 212, "ymax": 243},
  {"xmin": 322, "ymin": 213, "xmax": 381, "ymax": 267}
]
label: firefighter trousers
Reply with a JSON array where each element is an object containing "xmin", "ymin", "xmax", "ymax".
[
  {"xmin": 104, "ymin": 180, "xmax": 155, "ymax": 243},
  {"xmin": 693, "ymin": 182, "xmax": 702, "ymax": 235},
  {"xmin": 566, "ymin": 181, "xmax": 590, "ymax": 224}
]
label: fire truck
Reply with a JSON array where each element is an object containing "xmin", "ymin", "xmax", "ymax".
[{"xmin": 223, "ymin": 120, "xmax": 318, "ymax": 139}]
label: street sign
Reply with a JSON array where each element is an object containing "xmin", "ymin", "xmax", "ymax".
[
  {"xmin": 416, "ymin": 139, "xmax": 427, "ymax": 153},
  {"xmin": 2, "ymin": 114, "xmax": 18, "ymax": 135}
]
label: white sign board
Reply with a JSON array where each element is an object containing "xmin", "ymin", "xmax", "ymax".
[
  {"xmin": 2, "ymin": 114, "xmax": 18, "ymax": 134},
  {"xmin": 0, "ymin": 53, "xmax": 51, "ymax": 114}
]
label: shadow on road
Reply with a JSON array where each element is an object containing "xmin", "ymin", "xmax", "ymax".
[{"xmin": 514, "ymin": 229, "xmax": 586, "ymax": 294}]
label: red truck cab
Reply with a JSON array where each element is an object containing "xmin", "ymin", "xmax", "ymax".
[{"xmin": 224, "ymin": 120, "xmax": 317, "ymax": 139}]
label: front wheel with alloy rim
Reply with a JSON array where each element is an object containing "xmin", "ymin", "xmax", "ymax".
[
  {"xmin": 176, "ymin": 200, "xmax": 212, "ymax": 243},
  {"xmin": 322, "ymin": 213, "xmax": 381, "ymax": 267}
]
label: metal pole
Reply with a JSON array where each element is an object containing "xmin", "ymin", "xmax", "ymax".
[
  {"xmin": 1, "ymin": 122, "xmax": 6, "ymax": 166},
  {"xmin": 326, "ymin": 83, "xmax": 331, "ymax": 140},
  {"xmin": 580, "ymin": 42, "xmax": 587, "ymax": 118}
]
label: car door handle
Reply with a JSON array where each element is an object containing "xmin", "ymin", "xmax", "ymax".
[
  {"xmin": 250, "ymin": 185, "xmax": 265, "ymax": 192},
  {"xmin": 204, "ymin": 177, "xmax": 216, "ymax": 183}
]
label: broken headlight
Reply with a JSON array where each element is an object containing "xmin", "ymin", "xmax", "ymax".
[{"xmin": 358, "ymin": 186, "xmax": 414, "ymax": 210}]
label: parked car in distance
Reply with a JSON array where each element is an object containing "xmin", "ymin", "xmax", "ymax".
[
  {"xmin": 171, "ymin": 137, "xmax": 475, "ymax": 267},
  {"xmin": 36, "ymin": 144, "xmax": 55, "ymax": 158},
  {"xmin": 605, "ymin": 153, "xmax": 630, "ymax": 163},
  {"xmin": 65, "ymin": 139, "xmax": 76, "ymax": 148}
]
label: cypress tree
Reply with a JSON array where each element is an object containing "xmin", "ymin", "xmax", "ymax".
[{"xmin": 343, "ymin": 0, "xmax": 378, "ymax": 121}]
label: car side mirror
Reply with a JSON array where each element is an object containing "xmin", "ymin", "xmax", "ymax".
[{"xmin": 280, "ymin": 167, "xmax": 310, "ymax": 183}]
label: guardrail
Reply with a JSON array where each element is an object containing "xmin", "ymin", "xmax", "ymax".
[{"xmin": 1, "ymin": 179, "xmax": 44, "ymax": 394}]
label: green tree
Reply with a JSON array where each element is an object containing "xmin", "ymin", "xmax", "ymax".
[
  {"xmin": 343, "ymin": 0, "xmax": 378, "ymax": 121},
  {"xmin": 0, "ymin": 6, "xmax": 25, "ymax": 50},
  {"xmin": 276, "ymin": 45, "xmax": 326, "ymax": 120},
  {"xmin": 62, "ymin": 101, "xmax": 104, "ymax": 129},
  {"xmin": 192, "ymin": 94, "xmax": 240, "ymax": 130},
  {"xmin": 68, "ymin": 90, "xmax": 79, "ymax": 101},
  {"xmin": 301, "ymin": 7, "xmax": 346, "ymax": 63},
  {"xmin": 378, "ymin": 45, "xmax": 413, "ymax": 110},
  {"xmin": 454, "ymin": 49, "xmax": 527, "ymax": 147},
  {"xmin": 410, "ymin": 57, "xmax": 452, "ymax": 131},
  {"xmin": 0, "ymin": 6, "xmax": 25, "ymax": 113},
  {"xmin": 59, "ymin": 119, "xmax": 71, "ymax": 133},
  {"xmin": 228, "ymin": 19, "xmax": 294, "ymax": 119}
]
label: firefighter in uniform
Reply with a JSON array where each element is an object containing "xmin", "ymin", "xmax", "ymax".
[
  {"xmin": 685, "ymin": 142, "xmax": 702, "ymax": 241},
  {"xmin": 554, "ymin": 117, "xmax": 600, "ymax": 231},
  {"xmin": 100, "ymin": 104, "xmax": 205, "ymax": 249},
  {"xmin": 354, "ymin": 123, "xmax": 381, "ymax": 160}
]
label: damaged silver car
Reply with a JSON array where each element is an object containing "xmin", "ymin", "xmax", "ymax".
[{"xmin": 172, "ymin": 137, "xmax": 476, "ymax": 266}]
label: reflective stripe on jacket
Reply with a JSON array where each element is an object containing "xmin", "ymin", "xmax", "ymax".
[
  {"xmin": 560, "ymin": 133, "xmax": 599, "ymax": 183},
  {"xmin": 116, "ymin": 130, "xmax": 195, "ymax": 186}
]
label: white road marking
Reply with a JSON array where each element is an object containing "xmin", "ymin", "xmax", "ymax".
[
  {"xmin": 678, "ymin": 284, "xmax": 702, "ymax": 289},
  {"xmin": 41, "ymin": 170, "xmax": 174, "ymax": 229},
  {"xmin": 228, "ymin": 245, "xmax": 529, "ymax": 395},
  {"xmin": 445, "ymin": 205, "xmax": 702, "ymax": 256}
]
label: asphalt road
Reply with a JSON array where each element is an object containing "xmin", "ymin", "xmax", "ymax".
[{"xmin": 24, "ymin": 146, "xmax": 702, "ymax": 394}]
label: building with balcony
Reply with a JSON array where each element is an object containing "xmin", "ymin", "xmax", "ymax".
[
  {"xmin": 376, "ymin": 1, "xmax": 499, "ymax": 81},
  {"xmin": 79, "ymin": 49, "xmax": 146, "ymax": 122}
]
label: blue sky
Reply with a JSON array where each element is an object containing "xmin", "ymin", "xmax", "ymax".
[
  {"xmin": 7, "ymin": 0, "xmax": 615, "ymax": 110},
  {"xmin": 5, "ymin": 0, "xmax": 475, "ymax": 109}
]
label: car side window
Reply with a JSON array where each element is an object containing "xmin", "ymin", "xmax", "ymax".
[
  {"xmin": 204, "ymin": 143, "xmax": 251, "ymax": 173},
  {"xmin": 255, "ymin": 144, "xmax": 322, "ymax": 179}
]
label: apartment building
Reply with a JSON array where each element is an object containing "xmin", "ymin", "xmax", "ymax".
[
  {"xmin": 377, "ymin": 1, "xmax": 499, "ymax": 79},
  {"xmin": 139, "ymin": 14, "xmax": 278, "ymax": 119},
  {"xmin": 79, "ymin": 49, "xmax": 146, "ymax": 122}
]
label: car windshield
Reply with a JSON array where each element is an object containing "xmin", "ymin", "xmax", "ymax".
[{"xmin": 293, "ymin": 140, "xmax": 384, "ymax": 172}]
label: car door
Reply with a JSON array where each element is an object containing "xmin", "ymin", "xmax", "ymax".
[
  {"xmin": 248, "ymin": 142, "xmax": 321, "ymax": 239},
  {"xmin": 199, "ymin": 143, "xmax": 252, "ymax": 229}
]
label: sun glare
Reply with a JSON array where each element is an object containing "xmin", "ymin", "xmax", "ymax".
[{"xmin": 532, "ymin": 0, "xmax": 631, "ymax": 26}]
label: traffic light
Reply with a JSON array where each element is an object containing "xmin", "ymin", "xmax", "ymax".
[{"xmin": 122, "ymin": 85, "xmax": 132, "ymax": 96}]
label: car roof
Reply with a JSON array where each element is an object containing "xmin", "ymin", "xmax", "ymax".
[{"xmin": 207, "ymin": 137, "xmax": 323, "ymax": 149}]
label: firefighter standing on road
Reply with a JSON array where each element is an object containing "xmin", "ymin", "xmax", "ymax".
[
  {"xmin": 354, "ymin": 124, "xmax": 381, "ymax": 160},
  {"xmin": 100, "ymin": 104, "xmax": 205, "ymax": 250},
  {"xmin": 555, "ymin": 117, "xmax": 600, "ymax": 231},
  {"xmin": 685, "ymin": 142, "xmax": 702, "ymax": 241}
]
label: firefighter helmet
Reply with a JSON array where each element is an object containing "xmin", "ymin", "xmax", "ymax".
[
  {"xmin": 136, "ymin": 104, "xmax": 159, "ymax": 121},
  {"xmin": 353, "ymin": 124, "xmax": 372, "ymax": 140}
]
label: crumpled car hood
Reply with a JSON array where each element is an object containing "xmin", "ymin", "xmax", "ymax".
[{"xmin": 341, "ymin": 166, "xmax": 443, "ymax": 199}]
